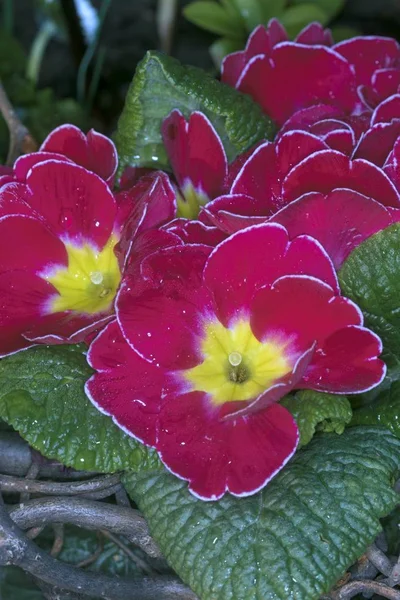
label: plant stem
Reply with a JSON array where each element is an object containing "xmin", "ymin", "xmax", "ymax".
[
  {"xmin": 0, "ymin": 80, "xmax": 37, "ymax": 164},
  {"xmin": 26, "ymin": 20, "xmax": 57, "ymax": 85}
]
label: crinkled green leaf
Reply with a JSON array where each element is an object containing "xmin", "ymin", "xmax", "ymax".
[
  {"xmin": 183, "ymin": 1, "xmax": 245, "ymax": 37},
  {"xmin": 114, "ymin": 51, "xmax": 274, "ymax": 173},
  {"xmin": 352, "ymin": 380, "xmax": 400, "ymax": 439},
  {"xmin": 126, "ymin": 427, "xmax": 400, "ymax": 600},
  {"xmin": 0, "ymin": 345, "xmax": 160, "ymax": 473},
  {"xmin": 339, "ymin": 223, "xmax": 400, "ymax": 369},
  {"xmin": 280, "ymin": 4, "xmax": 328, "ymax": 37},
  {"xmin": 331, "ymin": 25, "xmax": 360, "ymax": 42},
  {"xmin": 281, "ymin": 390, "xmax": 352, "ymax": 447}
]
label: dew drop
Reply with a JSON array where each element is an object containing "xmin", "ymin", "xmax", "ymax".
[
  {"xmin": 228, "ymin": 351, "xmax": 242, "ymax": 367},
  {"xmin": 90, "ymin": 271, "xmax": 104, "ymax": 285}
]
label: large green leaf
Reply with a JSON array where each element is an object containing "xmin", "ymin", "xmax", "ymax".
[
  {"xmin": 114, "ymin": 51, "xmax": 274, "ymax": 173},
  {"xmin": 126, "ymin": 427, "xmax": 400, "ymax": 600},
  {"xmin": 281, "ymin": 390, "xmax": 352, "ymax": 447},
  {"xmin": 0, "ymin": 345, "xmax": 159, "ymax": 473},
  {"xmin": 339, "ymin": 223, "xmax": 400, "ymax": 369},
  {"xmin": 352, "ymin": 380, "xmax": 400, "ymax": 439}
]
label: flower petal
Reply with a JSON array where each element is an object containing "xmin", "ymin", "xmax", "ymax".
[
  {"xmin": 117, "ymin": 245, "xmax": 213, "ymax": 369},
  {"xmin": 270, "ymin": 189, "xmax": 397, "ymax": 268},
  {"xmin": 162, "ymin": 110, "xmax": 228, "ymax": 199},
  {"xmin": 0, "ymin": 215, "xmax": 67, "ymax": 272},
  {"xmin": 335, "ymin": 37, "xmax": 400, "ymax": 87},
  {"xmin": 41, "ymin": 124, "xmax": 118, "ymax": 184},
  {"xmin": 157, "ymin": 391, "xmax": 298, "ymax": 500},
  {"xmin": 300, "ymin": 325, "xmax": 386, "ymax": 393},
  {"xmin": 164, "ymin": 218, "xmax": 226, "ymax": 246},
  {"xmin": 86, "ymin": 320, "xmax": 175, "ymax": 446},
  {"xmin": 26, "ymin": 160, "xmax": 117, "ymax": 247},
  {"xmin": 204, "ymin": 223, "xmax": 338, "ymax": 325},
  {"xmin": 283, "ymin": 150, "xmax": 400, "ymax": 207},
  {"xmin": 236, "ymin": 44, "xmax": 357, "ymax": 125}
]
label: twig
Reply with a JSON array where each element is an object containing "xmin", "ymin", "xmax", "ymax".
[
  {"xmin": 76, "ymin": 532, "xmax": 104, "ymax": 569},
  {"xmin": 20, "ymin": 461, "xmax": 41, "ymax": 504},
  {"xmin": 0, "ymin": 473, "xmax": 121, "ymax": 496},
  {"xmin": 50, "ymin": 523, "xmax": 65, "ymax": 558},
  {"xmin": 0, "ymin": 80, "xmax": 37, "ymax": 165},
  {"xmin": 115, "ymin": 486, "xmax": 131, "ymax": 508},
  {"xmin": 366, "ymin": 544, "xmax": 393, "ymax": 577},
  {"xmin": 0, "ymin": 495, "xmax": 198, "ymax": 600},
  {"xmin": 100, "ymin": 529, "xmax": 155, "ymax": 575},
  {"xmin": 330, "ymin": 579, "xmax": 400, "ymax": 599},
  {"xmin": 9, "ymin": 496, "xmax": 161, "ymax": 557}
]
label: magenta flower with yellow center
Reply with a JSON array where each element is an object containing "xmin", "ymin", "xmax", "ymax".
[{"xmin": 86, "ymin": 224, "xmax": 385, "ymax": 501}]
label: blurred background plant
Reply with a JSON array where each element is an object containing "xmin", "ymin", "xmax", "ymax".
[
  {"xmin": 183, "ymin": 0, "xmax": 357, "ymax": 66},
  {"xmin": 1, "ymin": 0, "xmax": 400, "ymax": 163}
]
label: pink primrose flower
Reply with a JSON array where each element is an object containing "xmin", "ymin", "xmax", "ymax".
[
  {"xmin": 0, "ymin": 158, "xmax": 176, "ymax": 356},
  {"xmin": 86, "ymin": 224, "xmax": 385, "ymax": 500},
  {"xmin": 221, "ymin": 19, "xmax": 400, "ymax": 126}
]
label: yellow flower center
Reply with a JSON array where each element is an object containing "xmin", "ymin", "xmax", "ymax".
[
  {"xmin": 184, "ymin": 319, "xmax": 292, "ymax": 405},
  {"xmin": 43, "ymin": 235, "xmax": 121, "ymax": 315},
  {"xmin": 176, "ymin": 182, "xmax": 209, "ymax": 219}
]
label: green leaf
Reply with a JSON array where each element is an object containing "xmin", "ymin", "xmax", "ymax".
[
  {"xmin": 339, "ymin": 223, "xmax": 400, "ymax": 369},
  {"xmin": 0, "ymin": 345, "xmax": 160, "ymax": 473},
  {"xmin": 331, "ymin": 25, "xmax": 360, "ymax": 43},
  {"xmin": 209, "ymin": 36, "xmax": 244, "ymax": 68},
  {"xmin": 352, "ymin": 380, "xmax": 400, "ymax": 439},
  {"xmin": 0, "ymin": 30, "xmax": 27, "ymax": 77},
  {"xmin": 259, "ymin": 0, "xmax": 286, "ymax": 22},
  {"xmin": 0, "ymin": 567, "xmax": 44, "ymax": 600},
  {"xmin": 183, "ymin": 1, "xmax": 245, "ymax": 37},
  {"xmin": 126, "ymin": 427, "xmax": 400, "ymax": 600},
  {"xmin": 291, "ymin": 0, "xmax": 345, "ymax": 20},
  {"xmin": 281, "ymin": 390, "xmax": 352, "ymax": 447},
  {"xmin": 280, "ymin": 4, "xmax": 328, "ymax": 37},
  {"xmin": 114, "ymin": 51, "xmax": 275, "ymax": 173},
  {"xmin": 229, "ymin": 0, "xmax": 264, "ymax": 32}
]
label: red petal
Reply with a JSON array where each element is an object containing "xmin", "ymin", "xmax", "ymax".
[
  {"xmin": 270, "ymin": 189, "xmax": 396, "ymax": 268},
  {"xmin": 335, "ymin": 37, "xmax": 400, "ymax": 86},
  {"xmin": 41, "ymin": 124, "xmax": 118, "ymax": 184},
  {"xmin": 162, "ymin": 110, "xmax": 227, "ymax": 199},
  {"xmin": 231, "ymin": 142, "xmax": 283, "ymax": 212},
  {"xmin": 164, "ymin": 218, "xmax": 226, "ymax": 246},
  {"xmin": 203, "ymin": 194, "xmax": 268, "ymax": 234},
  {"xmin": 295, "ymin": 23, "xmax": 333, "ymax": 46},
  {"xmin": 0, "ymin": 181, "xmax": 36, "ymax": 218},
  {"xmin": 86, "ymin": 320, "xmax": 175, "ymax": 446},
  {"xmin": 116, "ymin": 171, "xmax": 176, "ymax": 262},
  {"xmin": 204, "ymin": 223, "xmax": 338, "ymax": 326},
  {"xmin": 157, "ymin": 391, "xmax": 298, "ymax": 500},
  {"xmin": 221, "ymin": 21, "xmax": 287, "ymax": 87},
  {"xmin": 371, "ymin": 94, "xmax": 400, "ymax": 125},
  {"xmin": 353, "ymin": 121, "xmax": 400, "ymax": 166},
  {"xmin": 250, "ymin": 275, "xmax": 362, "ymax": 351},
  {"xmin": 14, "ymin": 153, "xmax": 73, "ymax": 181},
  {"xmin": 26, "ymin": 160, "xmax": 117, "ymax": 247},
  {"xmin": 0, "ymin": 215, "xmax": 67, "ymax": 272},
  {"xmin": 0, "ymin": 270, "xmax": 55, "ymax": 356},
  {"xmin": 237, "ymin": 45, "xmax": 357, "ymax": 126},
  {"xmin": 300, "ymin": 325, "xmax": 386, "ymax": 393},
  {"xmin": 283, "ymin": 150, "xmax": 400, "ymax": 207},
  {"xmin": 117, "ymin": 245, "xmax": 213, "ymax": 369}
]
